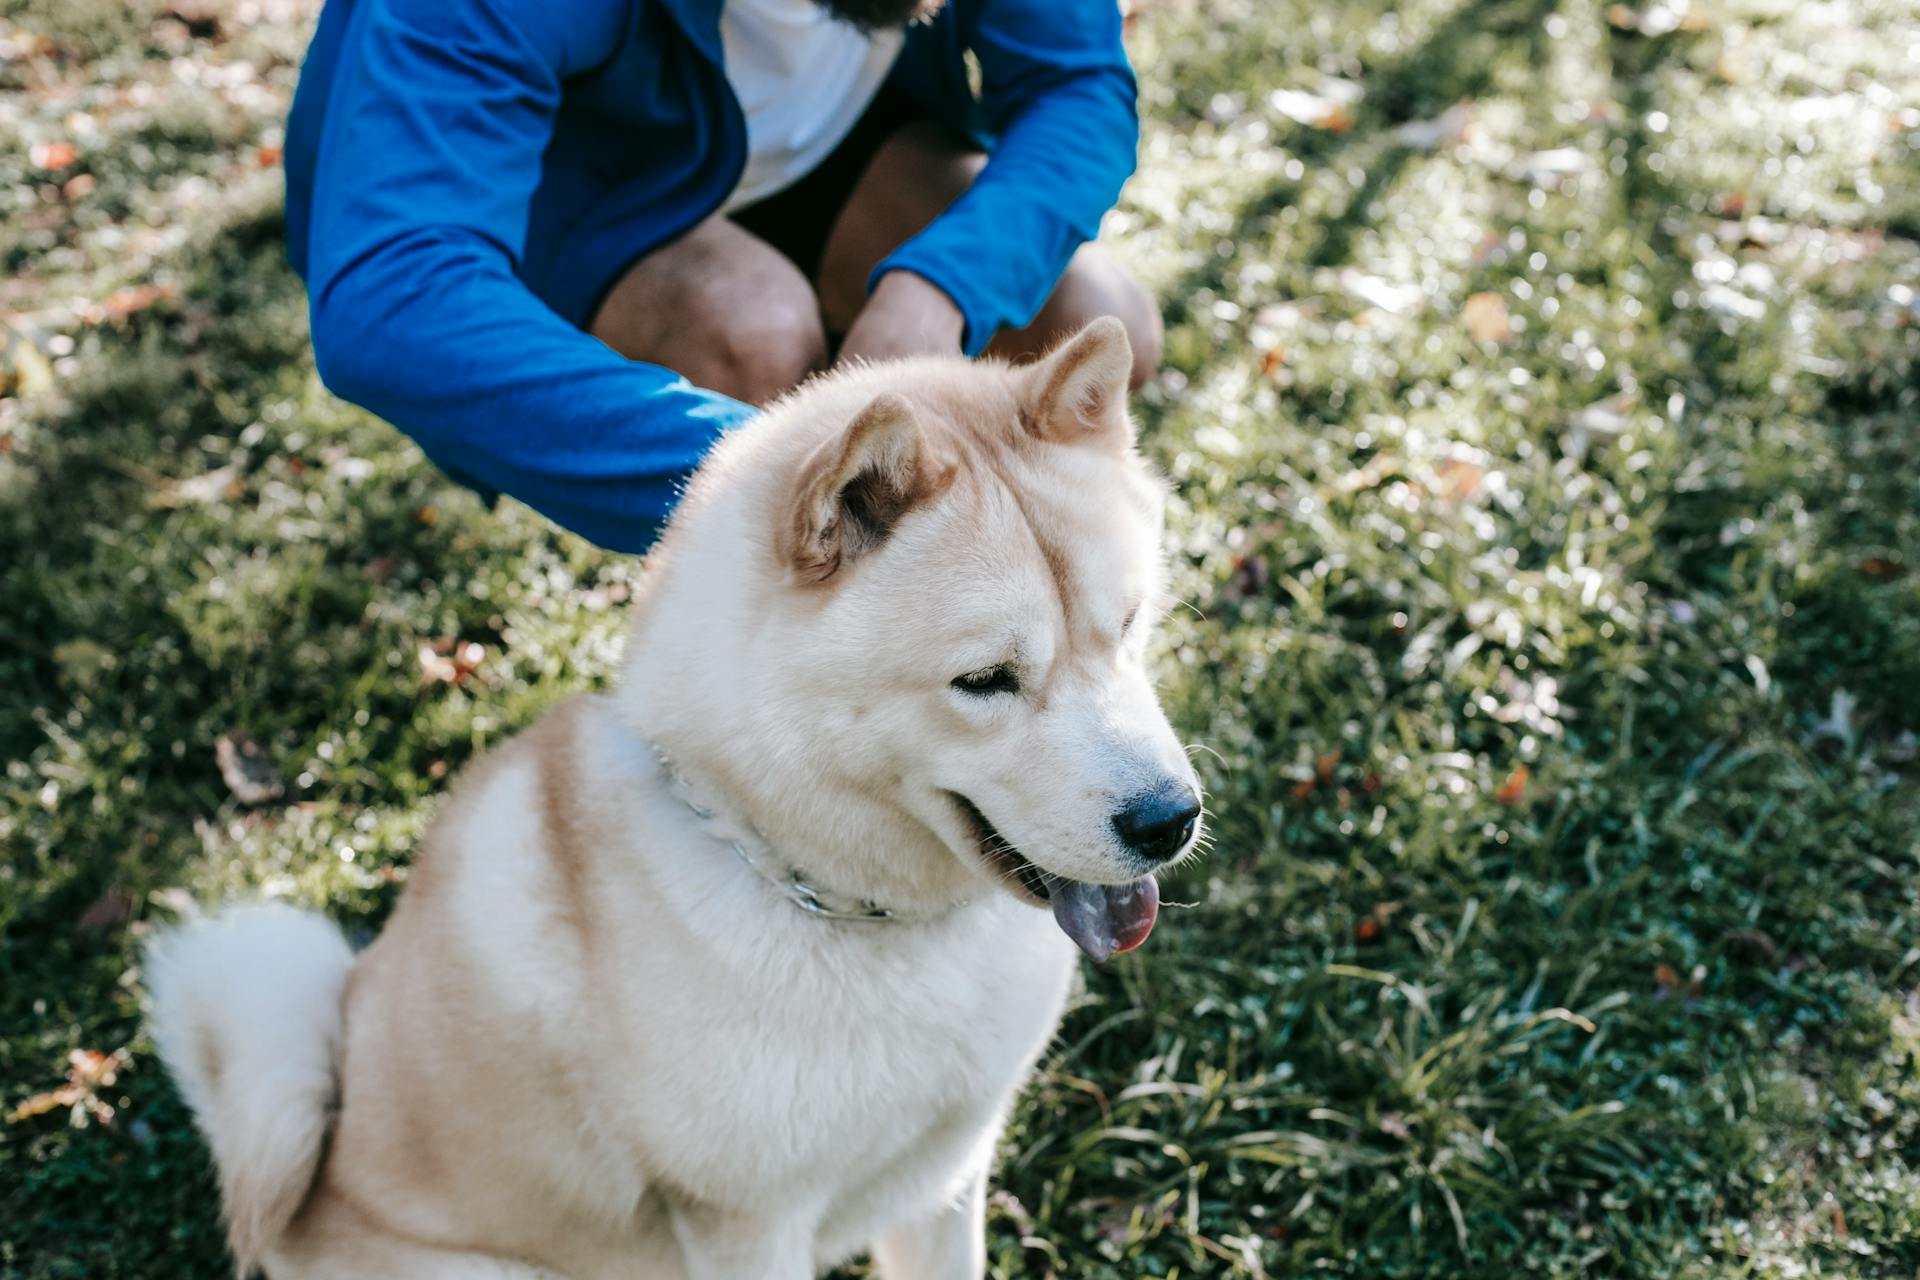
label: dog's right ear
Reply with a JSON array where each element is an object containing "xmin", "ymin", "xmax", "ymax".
[
  {"xmin": 783, "ymin": 392, "xmax": 934, "ymax": 584},
  {"xmin": 1021, "ymin": 315, "xmax": 1135, "ymax": 451}
]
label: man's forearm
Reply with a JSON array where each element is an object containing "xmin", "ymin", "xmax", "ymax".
[{"xmin": 313, "ymin": 230, "xmax": 754, "ymax": 553}]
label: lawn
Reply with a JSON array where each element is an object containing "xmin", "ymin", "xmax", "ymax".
[{"xmin": 4, "ymin": 0, "xmax": 1919, "ymax": 1275}]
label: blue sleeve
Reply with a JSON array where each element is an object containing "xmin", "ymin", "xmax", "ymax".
[
  {"xmin": 873, "ymin": 0, "xmax": 1140, "ymax": 356},
  {"xmin": 304, "ymin": 0, "xmax": 755, "ymax": 553}
]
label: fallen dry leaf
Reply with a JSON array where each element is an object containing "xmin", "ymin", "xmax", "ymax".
[
  {"xmin": 1494, "ymin": 764, "xmax": 1529, "ymax": 805},
  {"xmin": 1431, "ymin": 455, "xmax": 1487, "ymax": 502},
  {"xmin": 29, "ymin": 140, "xmax": 78, "ymax": 171},
  {"xmin": 104, "ymin": 283, "xmax": 179, "ymax": 316},
  {"xmin": 214, "ymin": 732, "xmax": 284, "ymax": 805},
  {"xmin": 418, "ymin": 638, "xmax": 485, "ymax": 686},
  {"xmin": 1315, "ymin": 105, "xmax": 1355, "ymax": 133},
  {"xmin": 1462, "ymin": 291, "xmax": 1514, "ymax": 345},
  {"xmin": 1355, "ymin": 901, "xmax": 1401, "ymax": 944},
  {"xmin": 9, "ymin": 1049, "xmax": 127, "ymax": 1125},
  {"xmin": 8, "ymin": 1084, "xmax": 87, "ymax": 1122},
  {"xmin": 1652, "ymin": 962, "xmax": 1706, "ymax": 1000}
]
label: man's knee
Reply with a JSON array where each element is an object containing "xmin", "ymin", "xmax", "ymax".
[
  {"xmin": 590, "ymin": 220, "xmax": 828, "ymax": 405},
  {"xmin": 695, "ymin": 284, "xmax": 828, "ymax": 406},
  {"xmin": 1057, "ymin": 249, "xmax": 1162, "ymax": 390},
  {"xmin": 992, "ymin": 246, "xmax": 1164, "ymax": 389}
]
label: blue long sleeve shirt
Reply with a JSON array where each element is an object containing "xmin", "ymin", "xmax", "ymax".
[{"xmin": 283, "ymin": 0, "xmax": 1139, "ymax": 551}]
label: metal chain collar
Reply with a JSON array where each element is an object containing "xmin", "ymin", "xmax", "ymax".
[{"xmin": 647, "ymin": 743, "xmax": 901, "ymax": 925}]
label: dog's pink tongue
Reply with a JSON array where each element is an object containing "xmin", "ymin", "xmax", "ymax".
[{"xmin": 1049, "ymin": 877, "xmax": 1159, "ymax": 963}]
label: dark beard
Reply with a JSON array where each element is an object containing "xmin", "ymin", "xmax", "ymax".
[{"xmin": 816, "ymin": 0, "xmax": 947, "ymax": 33}]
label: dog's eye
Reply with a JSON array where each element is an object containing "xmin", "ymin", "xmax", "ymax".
[
  {"xmin": 952, "ymin": 664, "xmax": 1020, "ymax": 697},
  {"xmin": 1121, "ymin": 604, "xmax": 1141, "ymax": 634}
]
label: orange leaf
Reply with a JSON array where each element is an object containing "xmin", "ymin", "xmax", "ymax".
[
  {"xmin": 66, "ymin": 1049, "xmax": 118, "ymax": 1087},
  {"xmin": 1462, "ymin": 291, "xmax": 1514, "ymax": 345},
  {"xmin": 1315, "ymin": 105, "xmax": 1355, "ymax": 133},
  {"xmin": 1354, "ymin": 917, "xmax": 1382, "ymax": 943},
  {"xmin": 102, "ymin": 283, "xmax": 179, "ymax": 316},
  {"xmin": 1432, "ymin": 456, "xmax": 1487, "ymax": 502},
  {"xmin": 30, "ymin": 141, "xmax": 78, "ymax": 171},
  {"xmin": 1495, "ymin": 764, "xmax": 1529, "ymax": 805},
  {"xmin": 418, "ymin": 639, "xmax": 485, "ymax": 686},
  {"xmin": 8, "ymin": 1085, "xmax": 84, "ymax": 1122}
]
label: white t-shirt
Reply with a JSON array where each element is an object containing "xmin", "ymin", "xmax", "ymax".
[{"xmin": 719, "ymin": 0, "xmax": 905, "ymax": 212}]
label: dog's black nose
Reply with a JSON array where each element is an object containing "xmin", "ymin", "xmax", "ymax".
[{"xmin": 1111, "ymin": 783, "xmax": 1202, "ymax": 864}]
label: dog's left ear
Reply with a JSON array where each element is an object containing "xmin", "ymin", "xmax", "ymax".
[
  {"xmin": 785, "ymin": 392, "xmax": 931, "ymax": 583},
  {"xmin": 1022, "ymin": 316, "xmax": 1135, "ymax": 450}
]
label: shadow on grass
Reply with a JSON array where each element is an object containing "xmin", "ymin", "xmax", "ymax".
[{"xmin": 0, "ymin": 199, "xmax": 512, "ymax": 1278}]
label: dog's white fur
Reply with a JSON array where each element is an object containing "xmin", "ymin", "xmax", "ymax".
[{"xmin": 148, "ymin": 318, "xmax": 1200, "ymax": 1279}]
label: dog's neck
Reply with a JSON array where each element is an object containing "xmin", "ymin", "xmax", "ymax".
[
  {"xmin": 643, "ymin": 737, "xmax": 963, "ymax": 923},
  {"xmin": 621, "ymin": 681, "xmax": 982, "ymax": 917}
]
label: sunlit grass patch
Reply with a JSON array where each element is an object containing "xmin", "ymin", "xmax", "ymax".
[{"xmin": 3, "ymin": 0, "xmax": 1918, "ymax": 1275}]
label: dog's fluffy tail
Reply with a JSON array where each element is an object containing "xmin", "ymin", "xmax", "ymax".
[{"xmin": 147, "ymin": 903, "xmax": 354, "ymax": 1275}]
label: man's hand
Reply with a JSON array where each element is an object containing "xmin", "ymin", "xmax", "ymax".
[{"xmin": 836, "ymin": 270, "xmax": 965, "ymax": 366}]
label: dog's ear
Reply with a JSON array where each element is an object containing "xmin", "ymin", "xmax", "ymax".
[
  {"xmin": 785, "ymin": 392, "xmax": 931, "ymax": 583},
  {"xmin": 1022, "ymin": 316, "xmax": 1135, "ymax": 449}
]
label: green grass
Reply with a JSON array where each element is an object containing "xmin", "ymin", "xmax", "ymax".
[{"xmin": 4, "ymin": 0, "xmax": 1919, "ymax": 1275}]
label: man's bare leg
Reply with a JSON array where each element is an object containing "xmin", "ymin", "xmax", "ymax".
[
  {"xmin": 816, "ymin": 120, "xmax": 1163, "ymax": 386},
  {"xmin": 589, "ymin": 217, "xmax": 829, "ymax": 405}
]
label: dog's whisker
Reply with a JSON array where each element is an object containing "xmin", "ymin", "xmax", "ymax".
[{"xmin": 1182, "ymin": 740, "xmax": 1228, "ymax": 769}]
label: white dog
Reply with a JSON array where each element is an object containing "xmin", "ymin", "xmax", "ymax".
[{"xmin": 148, "ymin": 317, "xmax": 1204, "ymax": 1279}]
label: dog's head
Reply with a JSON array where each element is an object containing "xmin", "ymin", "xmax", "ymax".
[{"xmin": 633, "ymin": 319, "xmax": 1201, "ymax": 960}]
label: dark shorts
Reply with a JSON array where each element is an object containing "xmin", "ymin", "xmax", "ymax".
[
  {"xmin": 548, "ymin": 84, "xmax": 927, "ymax": 330},
  {"xmin": 730, "ymin": 84, "xmax": 926, "ymax": 283}
]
